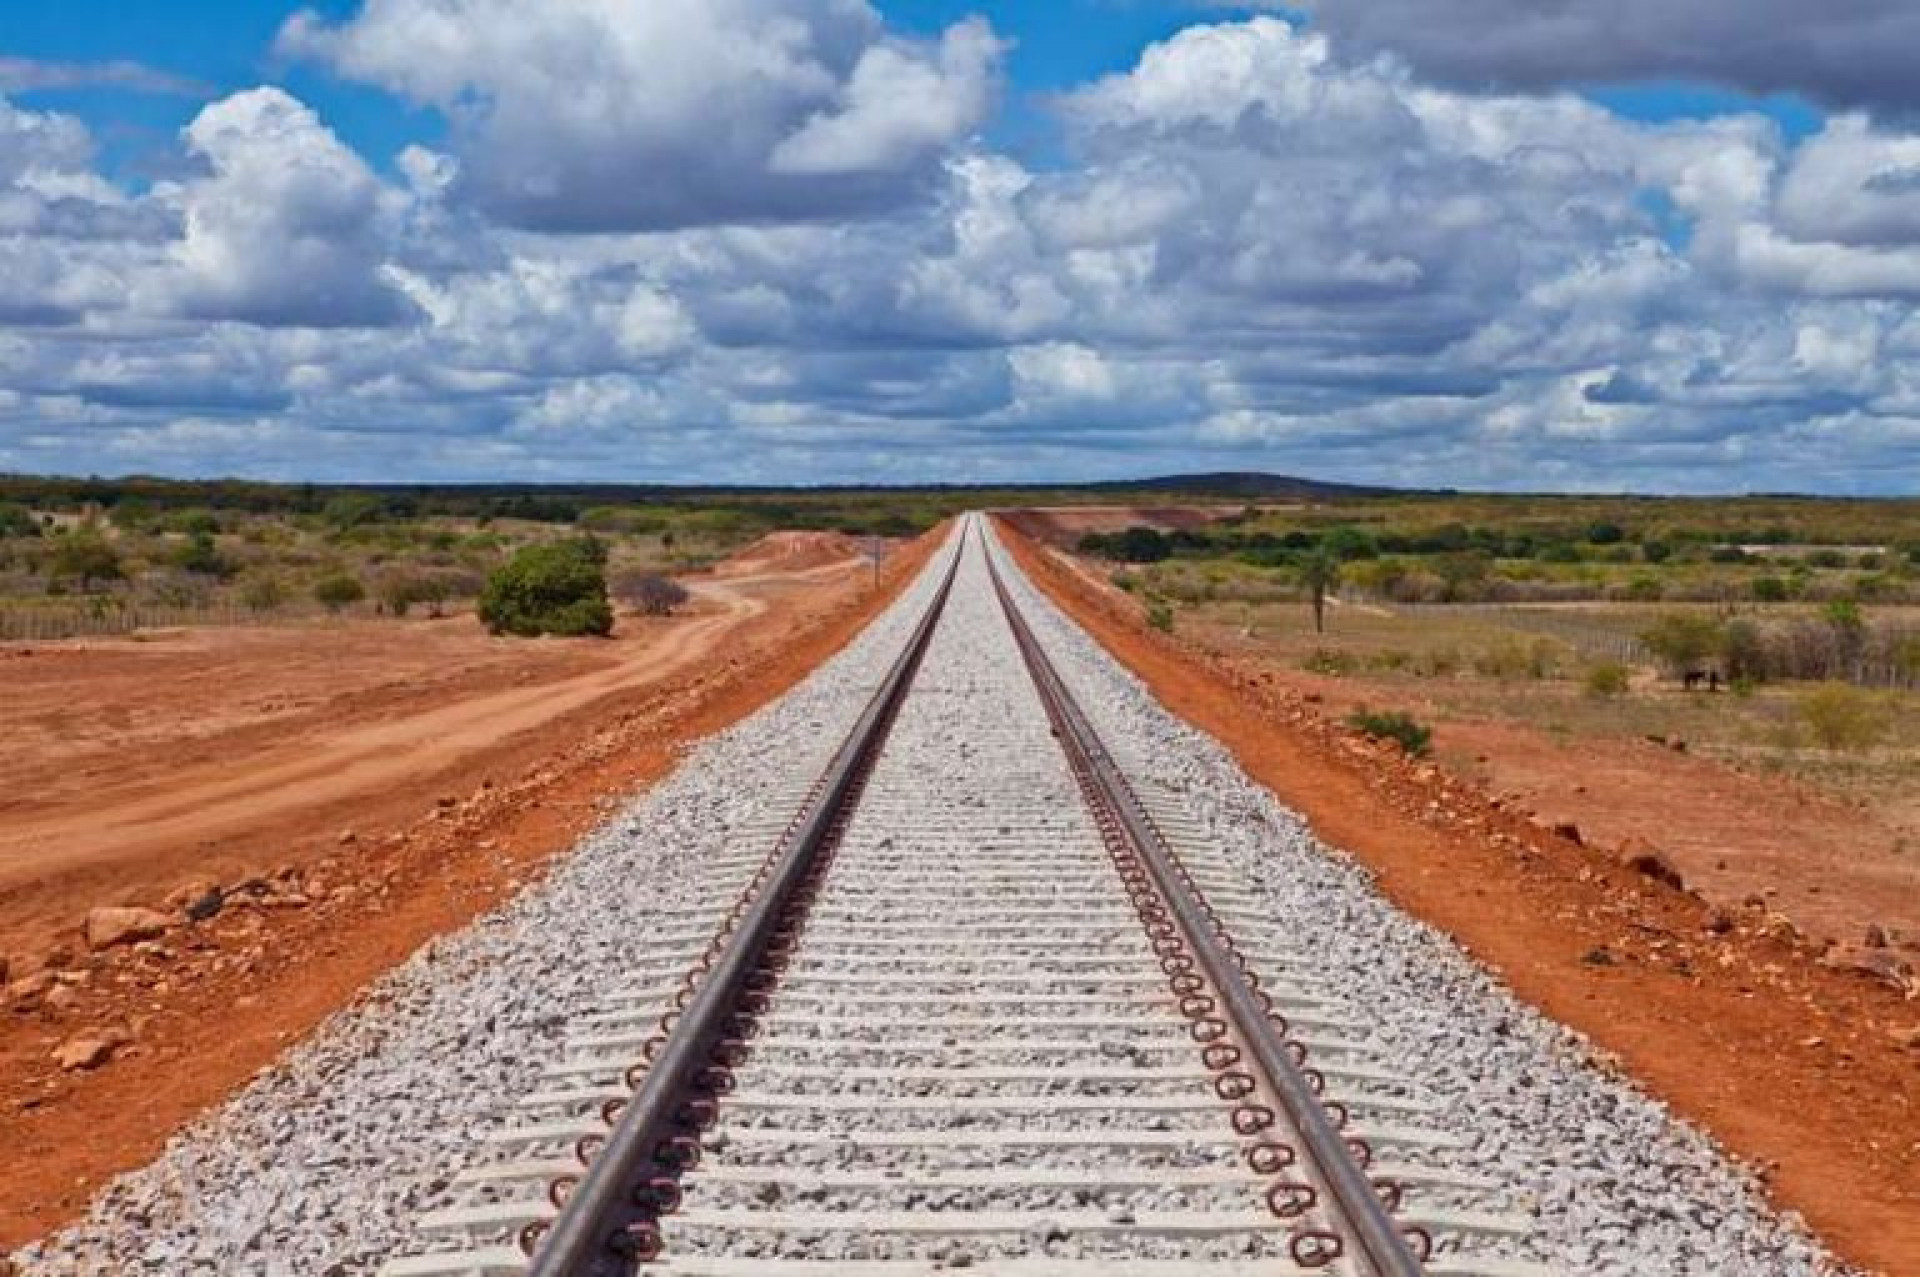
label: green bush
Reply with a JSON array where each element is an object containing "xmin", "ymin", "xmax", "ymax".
[
  {"xmin": 1583, "ymin": 661, "xmax": 1631, "ymax": 698},
  {"xmin": 313, "ymin": 573, "xmax": 366, "ymax": 613},
  {"xmin": 1345, "ymin": 707, "xmax": 1433, "ymax": 758},
  {"xmin": 1751, "ymin": 576, "xmax": 1790, "ymax": 602},
  {"xmin": 1797, "ymin": 682, "xmax": 1889, "ymax": 752},
  {"xmin": 172, "ymin": 530, "xmax": 234, "ymax": 578},
  {"xmin": 0, "ymin": 501, "xmax": 39, "ymax": 538},
  {"xmin": 1145, "ymin": 600, "xmax": 1175, "ymax": 633},
  {"xmin": 1640, "ymin": 612, "xmax": 1724, "ymax": 673},
  {"xmin": 478, "ymin": 538, "xmax": 612, "ymax": 637},
  {"xmin": 49, "ymin": 527, "xmax": 123, "ymax": 592}
]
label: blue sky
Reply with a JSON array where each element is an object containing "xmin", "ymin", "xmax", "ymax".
[{"xmin": 0, "ymin": 1, "xmax": 1917, "ymax": 491}]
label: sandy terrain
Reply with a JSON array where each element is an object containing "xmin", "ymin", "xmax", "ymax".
[
  {"xmin": 0, "ymin": 528, "xmax": 942, "ymax": 1245},
  {"xmin": 999, "ymin": 516, "xmax": 1920, "ymax": 1276},
  {"xmin": 0, "ymin": 551, "xmax": 855, "ymax": 960}
]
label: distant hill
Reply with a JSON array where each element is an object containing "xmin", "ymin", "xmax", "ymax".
[{"xmin": 1086, "ymin": 472, "xmax": 1413, "ymax": 500}]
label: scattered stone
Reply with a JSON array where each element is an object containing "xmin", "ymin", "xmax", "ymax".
[
  {"xmin": 84, "ymin": 906, "xmax": 173, "ymax": 952},
  {"xmin": 1864, "ymin": 923, "xmax": 1890, "ymax": 949},
  {"xmin": 1581, "ymin": 946, "xmax": 1617, "ymax": 967},
  {"xmin": 186, "ymin": 888, "xmax": 226, "ymax": 923},
  {"xmin": 1823, "ymin": 944, "xmax": 1914, "ymax": 989},
  {"xmin": 1619, "ymin": 843, "xmax": 1685, "ymax": 891},
  {"xmin": 1890, "ymin": 1025, "xmax": 1920, "ymax": 1051},
  {"xmin": 1703, "ymin": 908, "xmax": 1736, "ymax": 936},
  {"xmin": 339, "ymin": 830, "xmax": 359, "ymax": 846},
  {"xmin": 6, "ymin": 972, "xmax": 57, "ymax": 1009},
  {"xmin": 52, "ymin": 1026, "xmax": 132, "ymax": 1072},
  {"xmin": 1552, "ymin": 821, "xmax": 1583, "ymax": 845}
]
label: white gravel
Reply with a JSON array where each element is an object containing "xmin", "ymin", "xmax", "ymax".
[
  {"xmin": 983, "ymin": 527, "xmax": 1852, "ymax": 1276},
  {"xmin": 12, "ymin": 519, "xmax": 1856, "ymax": 1276}
]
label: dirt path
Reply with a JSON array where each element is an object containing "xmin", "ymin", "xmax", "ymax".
[
  {"xmin": 0, "ymin": 564, "xmax": 855, "ymax": 959},
  {"xmin": 0, "ymin": 534, "xmax": 937, "ymax": 1246},
  {"xmin": 998, "ymin": 515, "xmax": 1920, "ymax": 1277}
]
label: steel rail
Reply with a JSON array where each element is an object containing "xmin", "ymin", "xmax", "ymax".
[
  {"xmin": 982, "ymin": 524, "xmax": 1427, "ymax": 1277},
  {"xmin": 527, "ymin": 532, "xmax": 964, "ymax": 1277}
]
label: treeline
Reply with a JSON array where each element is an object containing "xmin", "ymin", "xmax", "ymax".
[
  {"xmin": 0, "ymin": 475, "xmax": 1091, "ymax": 538},
  {"xmin": 1078, "ymin": 521, "xmax": 1920, "ymax": 605},
  {"xmin": 1078, "ymin": 521, "xmax": 1920, "ymax": 568}
]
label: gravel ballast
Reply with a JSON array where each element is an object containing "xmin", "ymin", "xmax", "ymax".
[
  {"xmin": 14, "ymin": 520, "xmax": 1852, "ymax": 1275},
  {"xmin": 984, "ymin": 528, "xmax": 1849, "ymax": 1276}
]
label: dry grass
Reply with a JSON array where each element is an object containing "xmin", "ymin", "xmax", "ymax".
[{"xmin": 1181, "ymin": 595, "xmax": 1920, "ymax": 840}]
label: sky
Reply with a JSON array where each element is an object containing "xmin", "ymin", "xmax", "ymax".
[{"xmin": 0, "ymin": 2, "xmax": 1917, "ymax": 493}]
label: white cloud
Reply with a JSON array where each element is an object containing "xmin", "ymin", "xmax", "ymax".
[
  {"xmin": 281, "ymin": 0, "xmax": 1001, "ymax": 231},
  {"xmin": 5, "ymin": 16, "xmax": 1920, "ymax": 491},
  {"xmin": 151, "ymin": 88, "xmax": 414, "ymax": 327}
]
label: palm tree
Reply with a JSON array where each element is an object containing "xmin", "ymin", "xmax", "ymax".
[{"xmin": 1302, "ymin": 551, "xmax": 1339, "ymax": 634}]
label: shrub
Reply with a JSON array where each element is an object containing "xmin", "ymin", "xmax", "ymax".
[
  {"xmin": 1751, "ymin": 576, "xmax": 1790, "ymax": 603},
  {"xmin": 1584, "ymin": 661, "xmax": 1631, "ymax": 698},
  {"xmin": 313, "ymin": 573, "xmax": 366, "ymax": 613},
  {"xmin": 478, "ymin": 538, "xmax": 612, "ymax": 637},
  {"xmin": 1640, "ymin": 612, "xmax": 1724, "ymax": 674},
  {"xmin": 1346, "ymin": 707, "xmax": 1433, "ymax": 758},
  {"xmin": 1797, "ymin": 682, "xmax": 1890, "ymax": 752},
  {"xmin": 239, "ymin": 575, "xmax": 286, "ymax": 612},
  {"xmin": 49, "ymin": 527, "xmax": 123, "ymax": 592},
  {"xmin": 1145, "ymin": 600, "xmax": 1175, "ymax": 633},
  {"xmin": 0, "ymin": 501, "xmax": 38, "ymax": 539},
  {"xmin": 376, "ymin": 571, "xmax": 451, "ymax": 618},
  {"xmin": 172, "ymin": 530, "xmax": 234, "ymax": 578},
  {"xmin": 616, "ymin": 571, "xmax": 691, "ymax": 616}
]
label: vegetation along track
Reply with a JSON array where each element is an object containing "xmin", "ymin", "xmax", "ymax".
[{"xmin": 382, "ymin": 515, "xmax": 1530, "ymax": 1277}]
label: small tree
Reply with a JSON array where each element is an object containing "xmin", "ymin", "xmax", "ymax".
[
  {"xmin": 172, "ymin": 529, "xmax": 234, "ymax": 578},
  {"xmin": 49, "ymin": 526, "xmax": 123, "ymax": 592},
  {"xmin": 1300, "ymin": 552, "xmax": 1340, "ymax": 634},
  {"xmin": 1639, "ymin": 613, "xmax": 1723, "ymax": 676},
  {"xmin": 240, "ymin": 575, "xmax": 287, "ymax": 613},
  {"xmin": 313, "ymin": 573, "xmax": 366, "ymax": 614},
  {"xmin": 478, "ymin": 538, "xmax": 612, "ymax": 637},
  {"xmin": 615, "ymin": 571, "xmax": 690, "ymax": 617},
  {"xmin": 0, "ymin": 502, "xmax": 38, "ymax": 539}
]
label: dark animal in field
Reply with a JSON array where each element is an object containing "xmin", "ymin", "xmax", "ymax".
[{"xmin": 1682, "ymin": 669, "xmax": 1724, "ymax": 692}]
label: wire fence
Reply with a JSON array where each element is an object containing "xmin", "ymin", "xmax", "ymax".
[
  {"xmin": 1450, "ymin": 606, "xmax": 1653, "ymax": 665},
  {"xmin": 0, "ymin": 601, "xmax": 295, "ymax": 642}
]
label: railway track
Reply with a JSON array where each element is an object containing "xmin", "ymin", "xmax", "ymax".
[{"xmin": 383, "ymin": 516, "xmax": 1536, "ymax": 1277}]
